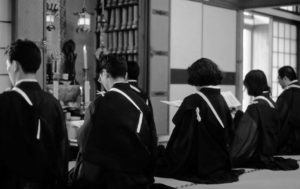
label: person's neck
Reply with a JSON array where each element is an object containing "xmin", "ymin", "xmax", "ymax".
[
  {"xmin": 15, "ymin": 74, "xmax": 37, "ymax": 86},
  {"xmin": 108, "ymin": 77, "xmax": 127, "ymax": 89},
  {"xmin": 113, "ymin": 77, "xmax": 127, "ymax": 84}
]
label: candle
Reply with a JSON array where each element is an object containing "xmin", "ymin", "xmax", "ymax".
[
  {"xmin": 83, "ymin": 45, "xmax": 88, "ymax": 69},
  {"xmin": 101, "ymin": 0, "xmax": 105, "ymax": 15},
  {"xmin": 84, "ymin": 80, "xmax": 90, "ymax": 106}
]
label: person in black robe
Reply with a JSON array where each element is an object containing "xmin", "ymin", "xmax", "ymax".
[
  {"xmin": 0, "ymin": 39, "xmax": 69, "ymax": 189},
  {"xmin": 231, "ymin": 70, "xmax": 298, "ymax": 170},
  {"xmin": 276, "ymin": 66, "xmax": 300, "ymax": 154},
  {"xmin": 155, "ymin": 58, "xmax": 240, "ymax": 184},
  {"xmin": 72, "ymin": 55, "xmax": 171, "ymax": 189},
  {"xmin": 127, "ymin": 61, "xmax": 153, "ymax": 112}
]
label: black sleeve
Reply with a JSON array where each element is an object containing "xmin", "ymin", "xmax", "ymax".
[
  {"xmin": 55, "ymin": 102, "xmax": 69, "ymax": 185},
  {"xmin": 156, "ymin": 110, "xmax": 196, "ymax": 176},
  {"xmin": 230, "ymin": 105, "xmax": 259, "ymax": 166},
  {"xmin": 276, "ymin": 95, "xmax": 291, "ymax": 145}
]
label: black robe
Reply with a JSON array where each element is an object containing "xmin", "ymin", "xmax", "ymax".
[
  {"xmin": 155, "ymin": 88, "xmax": 240, "ymax": 184},
  {"xmin": 77, "ymin": 93, "xmax": 104, "ymax": 153},
  {"xmin": 80, "ymin": 83, "xmax": 158, "ymax": 189},
  {"xmin": 128, "ymin": 81, "xmax": 153, "ymax": 113},
  {"xmin": 231, "ymin": 93, "xmax": 279, "ymax": 167},
  {"xmin": 276, "ymin": 81, "xmax": 300, "ymax": 154},
  {"xmin": 0, "ymin": 81, "xmax": 69, "ymax": 189},
  {"xmin": 231, "ymin": 93, "xmax": 298, "ymax": 170}
]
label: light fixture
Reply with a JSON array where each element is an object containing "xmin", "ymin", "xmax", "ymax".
[
  {"xmin": 46, "ymin": 1, "xmax": 59, "ymax": 31},
  {"xmin": 74, "ymin": 0, "xmax": 93, "ymax": 32},
  {"xmin": 46, "ymin": 11, "xmax": 56, "ymax": 31}
]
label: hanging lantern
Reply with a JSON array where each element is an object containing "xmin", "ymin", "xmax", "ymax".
[
  {"xmin": 46, "ymin": 1, "xmax": 59, "ymax": 31},
  {"xmin": 74, "ymin": 0, "xmax": 93, "ymax": 32},
  {"xmin": 76, "ymin": 8, "xmax": 91, "ymax": 32},
  {"xmin": 46, "ymin": 11, "xmax": 56, "ymax": 31}
]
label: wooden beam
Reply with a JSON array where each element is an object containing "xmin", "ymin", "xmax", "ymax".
[
  {"xmin": 187, "ymin": 0, "xmax": 239, "ymax": 10},
  {"xmin": 241, "ymin": 0, "xmax": 300, "ymax": 9}
]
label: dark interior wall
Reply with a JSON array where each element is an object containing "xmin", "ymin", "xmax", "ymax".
[{"xmin": 65, "ymin": 0, "xmax": 98, "ymax": 100}]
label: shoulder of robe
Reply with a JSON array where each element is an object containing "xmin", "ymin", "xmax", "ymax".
[
  {"xmin": 181, "ymin": 93, "xmax": 202, "ymax": 109},
  {"xmin": 247, "ymin": 102, "xmax": 259, "ymax": 111}
]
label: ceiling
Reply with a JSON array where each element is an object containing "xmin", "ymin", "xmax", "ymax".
[{"xmin": 193, "ymin": 0, "xmax": 300, "ymax": 10}]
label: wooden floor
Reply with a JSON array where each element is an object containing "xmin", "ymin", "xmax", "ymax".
[{"xmin": 155, "ymin": 156, "xmax": 300, "ymax": 189}]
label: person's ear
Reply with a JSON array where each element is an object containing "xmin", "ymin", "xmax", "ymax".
[
  {"xmin": 106, "ymin": 71, "xmax": 111, "ymax": 79},
  {"xmin": 283, "ymin": 76, "xmax": 289, "ymax": 82},
  {"xmin": 10, "ymin": 60, "xmax": 19, "ymax": 72},
  {"xmin": 14, "ymin": 61, "xmax": 21, "ymax": 72}
]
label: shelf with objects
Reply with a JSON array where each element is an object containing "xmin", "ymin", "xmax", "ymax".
[
  {"xmin": 95, "ymin": 0, "xmax": 146, "ymax": 93},
  {"xmin": 45, "ymin": 0, "xmax": 92, "ymax": 150},
  {"xmin": 45, "ymin": 40, "xmax": 85, "ymax": 148}
]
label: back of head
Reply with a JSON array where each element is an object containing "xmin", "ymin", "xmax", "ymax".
[
  {"xmin": 127, "ymin": 61, "xmax": 140, "ymax": 80},
  {"xmin": 244, "ymin": 70, "xmax": 270, "ymax": 96},
  {"xmin": 5, "ymin": 39, "xmax": 41, "ymax": 73},
  {"xmin": 98, "ymin": 55, "xmax": 127, "ymax": 78},
  {"xmin": 187, "ymin": 58, "xmax": 223, "ymax": 86},
  {"xmin": 278, "ymin": 66, "xmax": 297, "ymax": 81}
]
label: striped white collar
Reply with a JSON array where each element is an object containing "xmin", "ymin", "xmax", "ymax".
[
  {"xmin": 128, "ymin": 80, "xmax": 138, "ymax": 83},
  {"xmin": 284, "ymin": 80, "xmax": 300, "ymax": 91},
  {"xmin": 15, "ymin": 79, "xmax": 38, "ymax": 86},
  {"xmin": 288, "ymin": 80, "xmax": 298, "ymax": 85},
  {"xmin": 199, "ymin": 85, "xmax": 220, "ymax": 90},
  {"xmin": 113, "ymin": 81, "xmax": 128, "ymax": 85}
]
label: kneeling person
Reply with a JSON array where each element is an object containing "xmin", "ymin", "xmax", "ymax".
[
  {"xmin": 155, "ymin": 58, "xmax": 239, "ymax": 184},
  {"xmin": 77, "ymin": 55, "xmax": 158, "ymax": 189},
  {"xmin": 231, "ymin": 70, "xmax": 298, "ymax": 170}
]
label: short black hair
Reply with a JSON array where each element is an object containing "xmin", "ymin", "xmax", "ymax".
[
  {"xmin": 98, "ymin": 55, "xmax": 127, "ymax": 78},
  {"xmin": 244, "ymin": 70, "xmax": 270, "ymax": 96},
  {"xmin": 127, "ymin": 61, "xmax": 139, "ymax": 80},
  {"xmin": 278, "ymin": 66, "xmax": 297, "ymax": 81},
  {"xmin": 5, "ymin": 39, "xmax": 41, "ymax": 73},
  {"xmin": 187, "ymin": 58, "xmax": 223, "ymax": 86}
]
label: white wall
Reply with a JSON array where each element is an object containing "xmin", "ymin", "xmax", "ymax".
[
  {"xmin": 170, "ymin": 0, "xmax": 203, "ymax": 69},
  {"xmin": 202, "ymin": 5, "xmax": 237, "ymax": 73}
]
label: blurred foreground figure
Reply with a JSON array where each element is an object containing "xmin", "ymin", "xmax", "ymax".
[{"xmin": 0, "ymin": 39, "xmax": 69, "ymax": 189}]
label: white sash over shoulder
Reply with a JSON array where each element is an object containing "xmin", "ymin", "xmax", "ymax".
[
  {"xmin": 110, "ymin": 88, "xmax": 143, "ymax": 133},
  {"xmin": 12, "ymin": 87, "xmax": 41, "ymax": 140},
  {"xmin": 253, "ymin": 96, "xmax": 275, "ymax": 109},
  {"xmin": 196, "ymin": 91, "xmax": 225, "ymax": 128}
]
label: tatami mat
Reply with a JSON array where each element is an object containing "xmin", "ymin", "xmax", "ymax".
[
  {"xmin": 155, "ymin": 156, "xmax": 300, "ymax": 189},
  {"xmin": 69, "ymin": 156, "xmax": 300, "ymax": 189}
]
